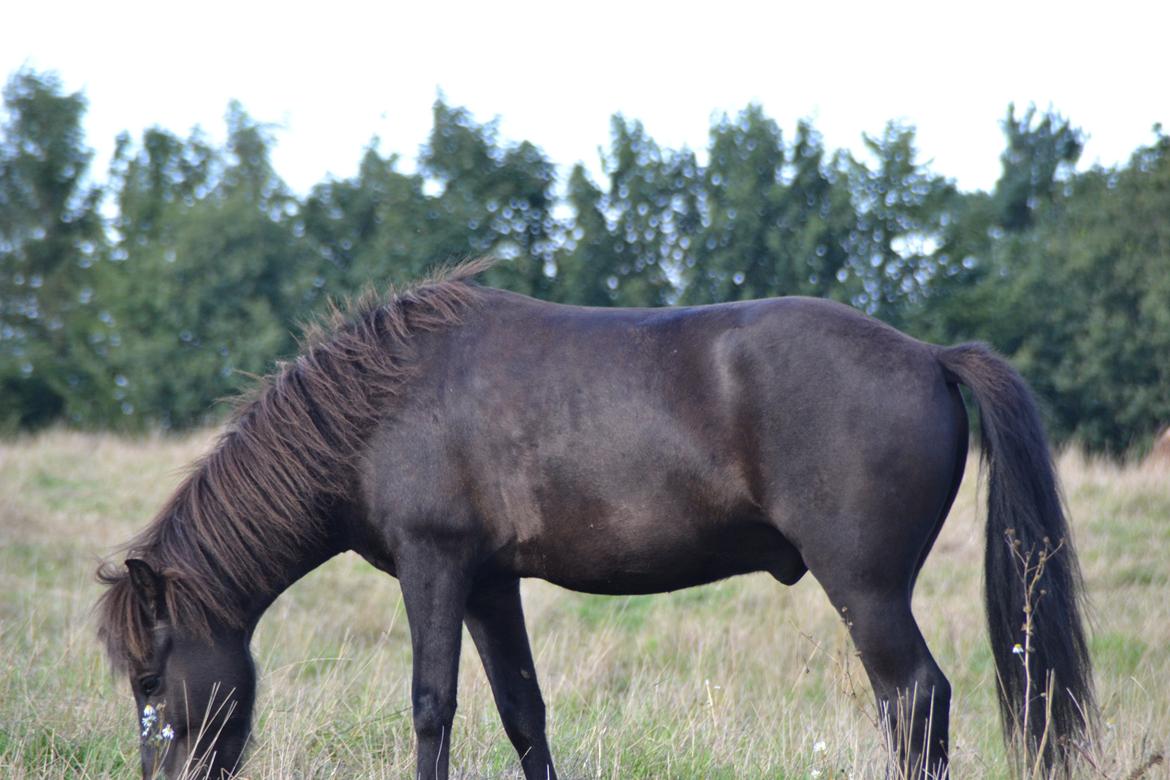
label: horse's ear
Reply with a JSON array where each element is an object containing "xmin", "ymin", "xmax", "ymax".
[{"xmin": 125, "ymin": 558, "xmax": 167, "ymax": 622}]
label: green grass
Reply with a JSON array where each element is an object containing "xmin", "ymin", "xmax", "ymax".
[{"xmin": 1, "ymin": 432, "xmax": 1167, "ymax": 778}]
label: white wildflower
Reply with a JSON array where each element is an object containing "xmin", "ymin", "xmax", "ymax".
[
  {"xmin": 813, "ymin": 739, "xmax": 827, "ymax": 753},
  {"xmin": 160, "ymin": 724, "xmax": 175, "ymax": 741},
  {"xmin": 141, "ymin": 704, "xmax": 158, "ymax": 736},
  {"xmin": 1012, "ymin": 643, "xmax": 1025, "ymax": 655}
]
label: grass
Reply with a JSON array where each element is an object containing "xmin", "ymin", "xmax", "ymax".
[{"xmin": 0, "ymin": 430, "xmax": 1167, "ymax": 778}]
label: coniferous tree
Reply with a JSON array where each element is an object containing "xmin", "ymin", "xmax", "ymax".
[
  {"xmin": 421, "ymin": 99, "xmax": 559, "ymax": 297},
  {"xmin": 0, "ymin": 70, "xmax": 107, "ymax": 428},
  {"xmin": 102, "ymin": 105, "xmax": 311, "ymax": 428},
  {"xmin": 684, "ymin": 110, "xmax": 852, "ymax": 305},
  {"xmin": 301, "ymin": 144, "xmax": 435, "ymax": 291},
  {"xmin": 843, "ymin": 122, "xmax": 955, "ymax": 327},
  {"xmin": 1000, "ymin": 130, "xmax": 1170, "ymax": 452},
  {"xmin": 597, "ymin": 116, "xmax": 698, "ymax": 306},
  {"xmin": 685, "ymin": 105, "xmax": 788, "ymax": 303},
  {"xmin": 0, "ymin": 70, "xmax": 1165, "ymax": 453},
  {"xmin": 994, "ymin": 104, "xmax": 1083, "ymax": 233},
  {"xmin": 554, "ymin": 164, "xmax": 628, "ymax": 306}
]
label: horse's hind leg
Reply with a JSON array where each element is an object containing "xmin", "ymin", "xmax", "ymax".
[
  {"xmin": 829, "ymin": 586, "xmax": 951, "ymax": 778},
  {"xmin": 797, "ymin": 505, "xmax": 954, "ymax": 775},
  {"xmin": 795, "ymin": 486, "xmax": 952, "ymax": 780},
  {"xmin": 465, "ymin": 578, "xmax": 557, "ymax": 780}
]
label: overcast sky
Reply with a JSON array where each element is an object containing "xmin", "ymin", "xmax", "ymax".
[{"xmin": 4, "ymin": 0, "xmax": 1166, "ymax": 195}]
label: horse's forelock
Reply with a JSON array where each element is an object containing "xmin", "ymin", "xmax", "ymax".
[{"xmin": 95, "ymin": 565, "xmax": 149, "ymax": 671}]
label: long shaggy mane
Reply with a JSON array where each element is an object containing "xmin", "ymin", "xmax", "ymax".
[{"xmin": 96, "ymin": 258, "xmax": 492, "ymax": 669}]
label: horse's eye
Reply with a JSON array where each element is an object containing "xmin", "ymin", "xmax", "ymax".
[{"xmin": 140, "ymin": 675, "xmax": 161, "ymax": 697}]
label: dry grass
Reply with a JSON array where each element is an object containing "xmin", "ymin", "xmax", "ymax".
[{"xmin": 0, "ymin": 431, "xmax": 1166, "ymax": 778}]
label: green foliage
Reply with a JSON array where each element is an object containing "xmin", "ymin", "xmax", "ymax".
[
  {"xmin": 997, "ymin": 133, "xmax": 1170, "ymax": 452},
  {"xmin": 421, "ymin": 100, "xmax": 559, "ymax": 297},
  {"xmin": 0, "ymin": 69, "xmax": 107, "ymax": 429},
  {"xmin": 301, "ymin": 145, "xmax": 435, "ymax": 290},
  {"xmin": 994, "ymin": 104, "xmax": 1083, "ymax": 232},
  {"xmin": 841, "ymin": 122, "xmax": 958, "ymax": 328},
  {"xmin": 0, "ymin": 67, "xmax": 1166, "ymax": 453},
  {"xmin": 554, "ymin": 163, "xmax": 628, "ymax": 305},
  {"xmin": 683, "ymin": 109, "xmax": 852, "ymax": 305},
  {"xmin": 556, "ymin": 116, "xmax": 695, "ymax": 306},
  {"xmin": 100, "ymin": 106, "xmax": 311, "ymax": 428}
]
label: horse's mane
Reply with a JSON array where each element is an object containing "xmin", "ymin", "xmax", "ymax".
[{"xmin": 96, "ymin": 258, "xmax": 492, "ymax": 670}]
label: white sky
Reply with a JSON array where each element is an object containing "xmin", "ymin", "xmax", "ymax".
[{"xmin": 3, "ymin": 0, "xmax": 1167, "ymax": 195}]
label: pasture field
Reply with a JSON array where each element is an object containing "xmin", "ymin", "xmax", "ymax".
[{"xmin": 0, "ymin": 431, "xmax": 1166, "ymax": 778}]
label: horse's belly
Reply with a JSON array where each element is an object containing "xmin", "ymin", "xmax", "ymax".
[{"xmin": 502, "ymin": 510, "xmax": 807, "ymax": 594}]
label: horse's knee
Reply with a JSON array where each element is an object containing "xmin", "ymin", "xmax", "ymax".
[
  {"xmin": 922, "ymin": 668, "xmax": 951, "ymax": 711},
  {"xmin": 498, "ymin": 691, "xmax": 546, "ymax": 745},
  {"xmin": 912, "ymin": 663, "xmax": 950, "ymax": 719},
  {"xmin": 413, "ymin": 687, "xmax": 456, "ymax": 738},
  {"xmin": 881, "ymin": 663, "xmax": 950, "ymax": 722}
]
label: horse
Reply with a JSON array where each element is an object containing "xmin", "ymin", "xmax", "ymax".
[{"xmin": 97, "ymin": 259, "xmax": 1093, "ymax": 779}]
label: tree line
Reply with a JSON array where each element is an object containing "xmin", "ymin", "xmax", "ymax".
[{"xmin": 1, "ymin": 69, "xmax": 1167, "ymax": 454}]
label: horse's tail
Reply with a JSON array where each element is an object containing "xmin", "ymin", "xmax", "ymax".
[{"xmin": 936, "ymin": 343, "xmax": 1093, "ymax": 773}]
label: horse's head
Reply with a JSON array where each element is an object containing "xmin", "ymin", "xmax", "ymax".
[{"xmin": 119, "ymin": 559, "xmax": 256, "ymax": 779}]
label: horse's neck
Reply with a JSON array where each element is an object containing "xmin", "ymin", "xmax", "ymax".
[
  {"xmin": 178, "ymin": 436, "xmax": 359, "ymax": 630},
  {"xmin": 239, "ymin": 534, "xmax": 345, "ymax": 630},
  {"xmin": 187, "ymin": 346, "xmax": 394, "ymax": 629},
  {"xmin": 218, "ymin": 491, "xmax": 355, "ymax": 631}
]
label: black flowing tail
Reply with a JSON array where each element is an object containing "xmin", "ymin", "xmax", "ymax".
[{"xmin": 937, "ymin": 343, "xmax": 1093, "ymax": 773}]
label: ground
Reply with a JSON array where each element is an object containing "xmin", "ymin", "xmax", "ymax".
[{"xmin": 0, "ymin": 431, "xmax": 1166, "ymax": 778}]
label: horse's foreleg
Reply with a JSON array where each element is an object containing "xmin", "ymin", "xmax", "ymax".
[
  {"xmin": 398, "ymin": 549, "xmax": 470, "ymax": 780},
  {"xmin": 465, "ymin": 578, "xmax": 557, "ymax": 780}
]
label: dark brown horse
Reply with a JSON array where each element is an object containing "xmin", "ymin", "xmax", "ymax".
[{"xmin": 97, "ymin": 260, "xmax": 1092, "ymax": 779}]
